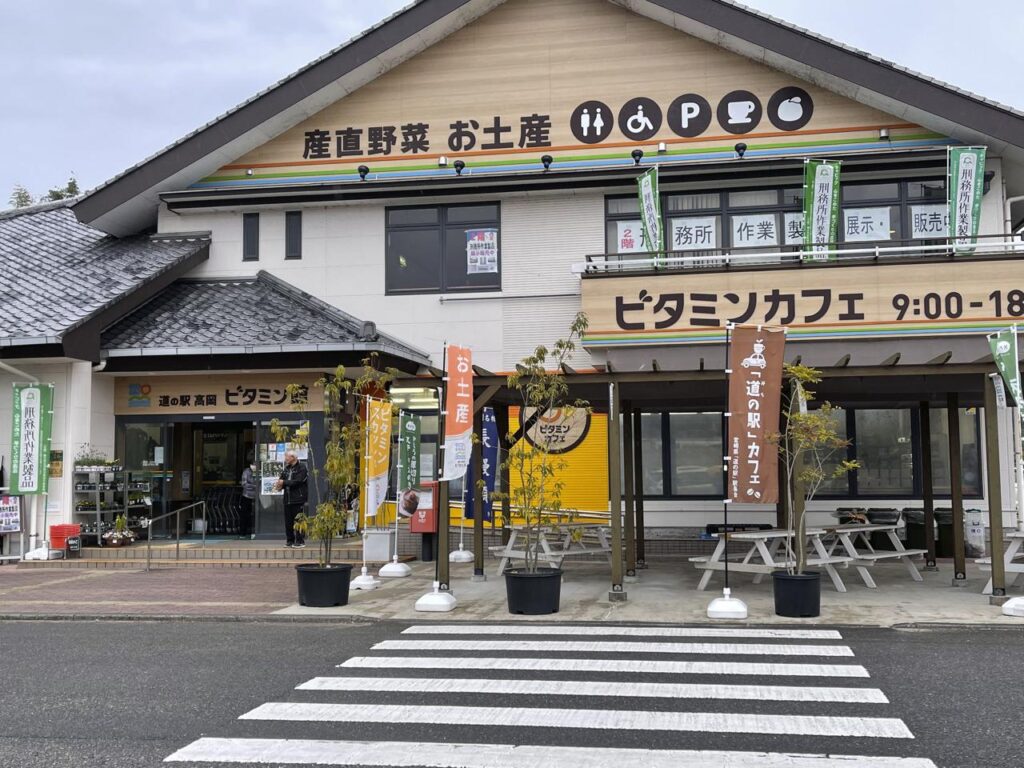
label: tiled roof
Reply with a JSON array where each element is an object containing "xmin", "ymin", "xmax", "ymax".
[
  {"xmin": 0, "ymin": 201, "xmax": 209, "ymax": 346},
  {"xmin": 101, "ymin": 271, "xmax": 430, "ymax": 363}
]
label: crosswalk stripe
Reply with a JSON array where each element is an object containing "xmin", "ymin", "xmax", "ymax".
[
  {"xmin": 373, "ymin": 639, "xmax": 855, "ymax": 657},
  {"xmin": 165, "ymin": 737, "xmax": 938, "ymax": 767},
  {"xmin": 240, "ymin": 702, "xmax": 915, "ymax": 738},
  {"xmin": 297, "ymin": 676, "xmax": 888, "ymax": 703},
  {"xmin": 340, "ymin": 656, "xmax": 871, "ymax": 677},
  {"xmin": 401, "ymin": 624, "xmax": 845, "ymax": 640}
]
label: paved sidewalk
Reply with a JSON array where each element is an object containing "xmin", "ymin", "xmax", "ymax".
[{"xmin": 2, "ymin": 557, "xmax": 1023, "ymax": 626}]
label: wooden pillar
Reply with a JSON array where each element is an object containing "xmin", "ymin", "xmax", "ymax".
[
  {"xmin": 607, "ymin": 381, "xmax": 626, "ymax": 601},
  {"xmin": 947, "ymin": 393, "xmax": 967, "ymax": 585},
  {"xmin": 919, "ymin": 401, "xmax": 938, "ymax": 569},
  {"xmin": 984, "ymin": 375, "xmax": 1007, "ymax": 600},
  {"xmin": 632, "ymin": 409, "xmax": 647, "ymax": 568},
  {"xmin": 622, "ymin": 401, "xmax": 637, "ymax": 578},
  {"xmin": 497, "ymin": 406, "xmax": 512, "ymax": 546},
  {"xmin": 472, "ymin": 409, "xmax": 486, "ymax": 580}
]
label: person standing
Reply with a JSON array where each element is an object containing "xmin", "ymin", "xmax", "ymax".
[
  {"xmin": 274, "ymin": 450, "xmax": 308, "ymax": 548},
  {"xmin": 239, "ymin": 453, "xmax": 258, "ymax": 540}
]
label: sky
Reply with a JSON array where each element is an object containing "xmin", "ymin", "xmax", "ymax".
[{"xmin": 2, "ymin": 0, "xmax": 1023, "ymax": 203}]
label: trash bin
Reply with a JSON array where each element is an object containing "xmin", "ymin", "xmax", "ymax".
[
  {"xmin": 866, "ymin": 509, "xmax": 900, "ymax": 550},
  {"xmin": 964, "ymin": 509, "xmax": 987, "ymax": 558},
  {"xmin": 66, "ymin": 536, "xmax": 82, "ymax": 559},
  {"xmin": 934, "ymin": 509, "xmax": 954, "ymax": 557},
  {"xmin": 904, "ymin": 509, "xmax": 927, "ymax": 550}
]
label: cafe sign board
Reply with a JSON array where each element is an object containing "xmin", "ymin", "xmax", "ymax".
[
  {"xmin": 582, "ymin": 257, "xmax": 1024, "ymax": 346},
  {"xmin": 114, "ymin": 374, "xmax": 324, "ymax": 415}
]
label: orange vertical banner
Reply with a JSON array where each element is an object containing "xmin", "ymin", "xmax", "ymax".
[{"xmin": 443, "ymin": 344, "xmax": 473, "ymax": 480}]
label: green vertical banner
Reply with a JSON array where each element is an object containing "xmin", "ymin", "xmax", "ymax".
[
  {"xmin": 637, "ymin": 166, "xmax": 663, "ymax": 263},
  {"xmin": 802, "ymin": 159, "xmax": 841, "ymax": 261},
  {"xmin": 988, "ymin": 326, "xmax": 1022, "ymax": 407},
  {"xmin": 948, "ymin": 146, "xmax": 986, "ymax": 254},
  {"xmin": 397, "ymin": 411, "xmax": 422, "ymax": 517},
  {"xmin": 10, "ymin": 383, "xmax": 54, "ymax": 495}
]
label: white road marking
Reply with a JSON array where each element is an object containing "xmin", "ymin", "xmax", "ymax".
[
  {"xmin": 297, "ymin": 676, "xmax": 888, "ymax": 703},
  {"xmin": 373, "ymin": 639, "xmax": 855, "ymax": 657},
  {"xmin": 239, "ymin": 703, "xmax": 914, "ymax": 738},
  {"xmin": 340, "ymin": 656, "xmax": 870, "ymax": 678},
  {"xmin": 401, "ymin": 624, "xmax": 845, "ymax": 640},
  {"xmin": 166, "ymin": 738, "xmax": 938, "ymax": 767}
]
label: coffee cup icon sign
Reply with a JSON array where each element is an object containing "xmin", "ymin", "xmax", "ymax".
[{"xmin": 727, "ymin": 100, "xmax": 756, "ymax": 125}]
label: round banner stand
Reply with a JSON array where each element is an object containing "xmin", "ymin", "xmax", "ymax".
[
  {"xmin": 706, "ymin": 587, "xmax": 748, "ymax": 620},
  {"xmin": 415, "ymin": 581, "xmax": 457, "ymax": 612},
  {"xmin": 379, "ymin": 557, "xmax": 412, "ymax": 578},
  {"xmin": 350, "ymin": 565, "xmax": 381, "ymax": 591},
  {"xmin": 449, "ymin": 544, "xmax": 474, "ymax": 563},
  {"xmin": 1002, "ymin": 596, "xmax": 1024, "ymax": 617}
]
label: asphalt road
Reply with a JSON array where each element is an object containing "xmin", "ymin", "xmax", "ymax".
[{"xmin": 0, "ymin": 619, "xmax": 1021, "ymax": 768}]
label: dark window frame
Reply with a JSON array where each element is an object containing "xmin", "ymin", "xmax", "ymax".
[
  {"xmin": 242, "ymin": 212, "xmax": 259, "ymax": 261},
  {"xmin": 385, "ymin": 202, "xmax": 502, "ymax": 295},
  {"xmin": 285, "ymin": 210, "xmax": 302, "ymax": 260}
]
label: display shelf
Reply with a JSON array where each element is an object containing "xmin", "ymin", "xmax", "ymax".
[{"xmin": 69, "ymin": 468, "xmax": 152, "ymax": 547}]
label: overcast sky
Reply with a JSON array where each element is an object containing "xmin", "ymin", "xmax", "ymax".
[{"xmin": 3, "ymin": 0, "xmax": 1023, "ymax": 202}]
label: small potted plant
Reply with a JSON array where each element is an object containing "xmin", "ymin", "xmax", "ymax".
[
  {"xmin": 74, "ymin": 444, "xmax": 109, "ymax": 473},
  {"xmin": 102, "ymin": 514, "xmax": 136, "ymax": 547},
  {"xmin": 771, "ymin": 364, "xmax": 858, "ymax": 617},
  {"xmin": 497, "ymin": 313, "xmax": 589, "ymax": 615}
]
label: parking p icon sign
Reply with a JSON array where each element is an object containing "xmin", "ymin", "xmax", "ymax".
[{"xmin": 668, "ymin": 93, "xmax": 711, "ymax": 138}]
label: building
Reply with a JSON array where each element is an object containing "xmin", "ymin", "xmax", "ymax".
[{"xmin": 3, "ymin": 0, "xmax": 1024, "ymax": 595}]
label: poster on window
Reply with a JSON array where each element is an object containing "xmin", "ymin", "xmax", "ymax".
[
  {"xmin": 0, "ymin": 496, "xmax": 21, "ymax": 533},
  {"xmin": 732, "ymin": 213, "xmax": 778, "ymax": 248},
  {"xmin": 843, "ymin": 207, "xmax": 891, "ymax": 242},
  {"xmin": 911, "ymin": 204, "xmax": 949, "ymax": 239},
  {"xmin": 783, "ymin": 213, "xmax": 805, "ymax": 245},
  {"xmin": 669, "ymin": 216, "xmax": 718, "ymax": 252},
  {"xmin": 466, "ymin": 229, "xmax": 499, "ymax": 274},
  {"xmin": 616, "ymin": 220, "xmax": 647, "ymax": 253}
]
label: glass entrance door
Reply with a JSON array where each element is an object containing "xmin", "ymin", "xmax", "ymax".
[{"xmin": 121, "ymin": 422, "xmax": 173, "ymax": 538}]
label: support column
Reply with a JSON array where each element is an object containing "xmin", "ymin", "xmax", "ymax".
[
  {"xmin": 607, "ymin": 381, "xmax": 626, "ymax": 601},
  {"xmin": 496, "ymin": 405, "xmax": 512, "ymax": 547},
  {"xmin": 948, "ymin": 393, "xmax": 967, "ymax": 585},
  {"xmin": 472, "ymin": 409, "xmax": 486, "ymax": 581},
  {"xmin": 984, "ymin": 375, "xmax": 1007, "ymax": 601},
  {"xmin": 632, "ymin": 409, "xmax": 647, "ymax": 569},
  {"xmin": 436, "ymin": 384, "xmax": 451, "ymax": 591},
  {"xmin": 776, "ymin": 405, "xmax": 789, "ymax": 529},
  {"xmin": 622, "ymin": 401, "xmax": 637, "ymax": 579},
  {"xmin": 920, "ymin": 401, "xmax": 938, "ymax": 570}
]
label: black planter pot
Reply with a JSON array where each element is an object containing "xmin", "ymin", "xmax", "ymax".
[
  {"xmin": 772, "ymin": 570, "xmax": 821, "ymax": 618},
  {"xmin": 296, "ymin": 563, "xmax": 353, "ymax": 607},
  {"xmin": 504, "ymin": 567, "xmax": 562, "ymax": 615}
]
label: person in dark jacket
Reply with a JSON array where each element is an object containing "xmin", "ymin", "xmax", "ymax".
[
  {"xmin": 239, "ymin": 452, "xmax": 258, "ymax": 540},
  {"xmin": 274, "ymin": 450, "xmax": 308, "ymax": 548}
]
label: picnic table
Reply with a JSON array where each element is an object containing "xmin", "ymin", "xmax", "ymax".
[
  {"xmin": 690, "ymin": 527, "xmax": 853, "ymax": 593},
  {"xmin": 823, "ymin": 523, "xmax": 926, "ymax": 588},
  {"xmin": 490, "ymin": 522, "xmax": 612, "ymax": 575},
  {"xmin": 981, "ymin": 530, "xmax": 1024, "ymax": 595}
]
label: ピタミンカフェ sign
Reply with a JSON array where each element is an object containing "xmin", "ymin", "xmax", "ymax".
[
  {"xmin": 114, "ymin": 375, "xmax": 324, "ymax": 415},
  {"xmin": 728, "ymin": 326, "xmax": 785, "ymax": 503},
  {"xmin": 582, "ymin": 257, "xmax": 1024, "ymax": 346},
  {"xmin": 523, "ymin": 407, "xmax": 592, "ymax": 455}
]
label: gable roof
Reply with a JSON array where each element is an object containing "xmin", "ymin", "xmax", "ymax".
[
  {"xmin": 0, "ymin": 201, "xmax": 209, "ymax": 357},
  {"xmin": 100, "ymin": 271, "xmax": 431, "ymax": 366},
  {"xmin": 73, "ymin": 0, "xmax": 1024, "ymax": 236}
]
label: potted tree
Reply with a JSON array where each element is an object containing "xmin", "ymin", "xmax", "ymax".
[
  {"xmin": 497, "ymin": 313, "xmax": 589, "ymax": 615},
  {"xmin": 274, "ymin": 358, "xmax": 396, "ymax": 607},
  {"xmin": 772, "ymin": 364, "xmax": 858, "ymax": 617}
]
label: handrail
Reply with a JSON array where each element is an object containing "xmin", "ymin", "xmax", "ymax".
[{"xmin": 144, "ymin": 500, "xmax": 207, "ymax": 572}]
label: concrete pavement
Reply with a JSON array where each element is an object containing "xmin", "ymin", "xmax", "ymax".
[{"xmin": 2, "ymin": 556, "xmax": 1023, "ymax": 626}]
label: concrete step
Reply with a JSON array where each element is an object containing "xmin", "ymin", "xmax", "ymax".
[
  {"xmin": 78, "ymin": 542, "xmax": 366, "ymax": 560},
  {"xmin": 18, "ymin": 556, "xmax": 412, "ymax": 570}
]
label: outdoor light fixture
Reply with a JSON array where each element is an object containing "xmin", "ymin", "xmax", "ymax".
[
  {"xmin": 984, "ymin": 170, "xmax": 996, "ymax": 195},
  {"xmin": 454, "ymin": 159, "xmax": 466, "ymax": 175},
  {"xmin": 357, "ymin": 165, "xmax": 370, "ymax": 181},
  {"xmin": 657, "ymin": 142, "xmax": 667, "ymax": 153},
  {"xmin": 734, "ymin": 142, "xmax": 747, "ymax": 159},
  {"xmin": 879, "ymin": 127, "xmax": 890, "ymax": 140},
  {"xmin": 245, "ymin": 168, "xmax": 254, "ymax": 177},
  {"xmin": 631, "ymin": 148, "xmax": 644, "ymax": 166},
  {"xmin": 541, "ymin": 154, "xmax": 553, "ymax": 170},
  {"xmin": 438, "ymin": 155, "xmax": 448, "ymax": 167}
]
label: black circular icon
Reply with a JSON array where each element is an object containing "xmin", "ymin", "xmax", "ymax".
[
  {"xmin": 617, "ymin": 97, "xmax": 662, "ymax": 142},
  {"xmin": 667, "ymin": 93, "xmax": 712, "ymax": 138},
  {"xmin": 767, "ymin": 86, "xmax": 814, "ymax": 131},
  {"xmin": 716, "ymin": 90, "xmax": 762, "ymax": 134},
  {"xmin": 570, "ymin": 100, "xmax": 613, "ymax": 144}
]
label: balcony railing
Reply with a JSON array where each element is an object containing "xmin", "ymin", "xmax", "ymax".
[{"xmin": 576, "ymin": 233, "xmax": 1024, "ymax": 276}]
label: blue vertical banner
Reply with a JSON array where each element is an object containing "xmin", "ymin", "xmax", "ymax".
[{"xmin": 464, "ymin": 407, "xmax": 499, "ymax": 521}]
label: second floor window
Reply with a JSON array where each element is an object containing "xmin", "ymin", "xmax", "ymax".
[
  {"xmin": 242, "ymin": 212, "xmax": 259, "ymax": 261},
  {"xmin": 285, "ymin": 211, "xmax": 302, "ymax": 259},
  {"xmin": 386, "ymin": 204, "xmax": 501, "ymax": 294}
]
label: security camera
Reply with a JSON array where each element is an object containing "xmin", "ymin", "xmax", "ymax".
[{"xmin": 734, "ymin": 143, "xmax": 747, "ymax": 159}]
